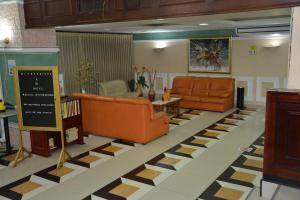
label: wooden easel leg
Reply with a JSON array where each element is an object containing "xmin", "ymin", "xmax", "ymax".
[
  {"xmin": 57, "ymin": 130, "xmax": 71, "ymax": 168},
  {"xmin": 11, "ymin": 130, "xmax": 31, "ymax": 167}
]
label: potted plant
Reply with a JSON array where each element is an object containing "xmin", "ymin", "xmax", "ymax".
[{"xmin": 76, "ymin": 61, "xmax": 96, "ymax": 93}]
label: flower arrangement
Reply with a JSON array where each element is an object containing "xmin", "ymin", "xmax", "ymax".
[
  {"xmin": 147, "ymin": 68, "xmax": 157, "ymax": 89},
  {"xmin": 133, "ymin": 66, "xmax": 148, "ymax": 88},
  {"xmin": 132, "ymin": 66, "xmax": 158, "ymax": 100}
]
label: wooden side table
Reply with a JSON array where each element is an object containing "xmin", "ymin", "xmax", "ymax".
[{"xmin": 152, "ymin": 98, "xmax": 181, "ymax": 114}]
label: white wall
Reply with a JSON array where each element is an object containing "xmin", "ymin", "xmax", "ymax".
[{"xmin": 288, "ymin": 7, "xmax": 300, "ymax": 89}]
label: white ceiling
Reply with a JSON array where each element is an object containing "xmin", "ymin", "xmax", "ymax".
[{"xmin": 56, "ymin": 8, "xmax": 291, "ymax": 34}]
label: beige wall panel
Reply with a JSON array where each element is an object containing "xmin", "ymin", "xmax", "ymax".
[
  {"xmin": 232, "ymin": 38, "xmax": 289, "ymax": 77},
  {"xmin": 134, "ymin": 38, "xmax": 289, "ymax": 76},
  {"xmin": 288, "ymin": 7, "xmax": 300, "ymax": 89},
  {"xmin": 134, "ymin": 40, "xmax": 188, "ymax": 73},
  {"xmin": 134, "ymin": 37, "xmax": 289, "ymax": 104},
  {"xmin": 261, "ymin": 82, "xmax": 274, "ymax": 97}
]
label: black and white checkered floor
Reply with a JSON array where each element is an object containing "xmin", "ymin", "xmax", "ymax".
[{"xmin": 0, "ymin": 107, "xmax": 268, "ymax": 200}]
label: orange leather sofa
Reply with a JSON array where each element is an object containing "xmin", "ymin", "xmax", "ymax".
[
  {"xmin": 72, "ymin": 93, "xmax": 169, "ymax": 144},
  {"xmin": 171, "ymin": 76, "xmax": 235, "ymax": 112}
]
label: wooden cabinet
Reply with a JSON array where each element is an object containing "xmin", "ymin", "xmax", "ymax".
[
  {"xmin": 23, "ymin": 0, "xmax": 44, "ymax": 27},
  {"xmin": 23, "ymin": 0, "xmax": 300, "ymax": 28},
  {"xmin": 30, "ymin": 97, "xmax": 84, "ymax": 157},
  {"xmin": 264, "ymin": 89, "xmax": 300, "ymax": 187}
]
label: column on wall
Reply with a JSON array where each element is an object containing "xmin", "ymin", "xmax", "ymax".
[
  {"xmin": 0, "ymin": 76, "xmax": 3, "ymax": 99},
  {"xmin": 288, "ymin": 7, "xmax": 300, "ymax": 89}
]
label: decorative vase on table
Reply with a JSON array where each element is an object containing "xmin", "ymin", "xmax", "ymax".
[
  {"xmin": 80, "ymin": 88, "xmax": 86, "ymax": 94},
  {"xmin": 148, "ymin": 84, "xmax": 156, "ymax": 102},
  {"xmin": 136, "ymin": 83, "xmax": 143, "ymax": 97},
  {"xmin": 162, "ymin": 87, "xmax": 170, "ymax": 101}
]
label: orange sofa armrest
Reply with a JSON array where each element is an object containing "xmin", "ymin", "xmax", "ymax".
[{"xmin": 72, "ymin": 92, "xmax": 97, "ymax": 99}]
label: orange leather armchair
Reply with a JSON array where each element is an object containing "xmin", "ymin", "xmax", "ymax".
[{"xmin": 72, "ymin": 93, "xmax": 169, "ymax": 144}]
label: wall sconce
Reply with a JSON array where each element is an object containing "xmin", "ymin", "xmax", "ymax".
[
  {"xmin": 153, "ymin": 41, "xmax": 167, "ymax": 52},
  {"xmin": 3, "ymin": 37, "xmax": 10, "ymax": 45},
  {"xmin": 263, "ymin": 40, "xmax": 281, "ymax": 48},
  {"xmin": 153, "ymin": 47, "xmax": 165, "ymax": 52},
  {"xmin": 0, "ymin": 19, "xmax": 12, "ymax": 46}
]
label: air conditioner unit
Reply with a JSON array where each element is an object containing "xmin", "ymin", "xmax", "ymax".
[{"xmin": 236, "ymin": 24, "xmax": 290, "ymax": 37}]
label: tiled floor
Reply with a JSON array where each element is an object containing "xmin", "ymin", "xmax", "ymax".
[{"xmin": 0, "ymin": 107, "xmax": 300, "ymax": 200}]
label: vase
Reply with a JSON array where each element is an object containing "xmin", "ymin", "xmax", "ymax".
[
  {"xmin": 148, "ymin": 85, "xmax": 156, "ymax": 102},
  {"xmin": 136, "ymin": 84, "xmax": 143, "ymax": 97},
  {"xmin": 80, "ymin": 88, "xmax": 86, "ymax": 94}
]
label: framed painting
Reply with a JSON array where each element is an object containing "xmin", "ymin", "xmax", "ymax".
[{"xmin": 188, "ymin": 37, "xmax": 232, "ymax": 74}]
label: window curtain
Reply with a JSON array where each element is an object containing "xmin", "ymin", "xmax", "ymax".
[{"xmin": 56, "ymin": 32, "xmax": 134, "ymax": 95}]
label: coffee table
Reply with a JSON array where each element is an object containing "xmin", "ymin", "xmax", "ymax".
[{"xmin": 152, "ymin": 97, "xmax": 181, "ymax": 114}]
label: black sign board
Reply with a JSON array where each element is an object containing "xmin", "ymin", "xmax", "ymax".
[
  {"xmin": 14, "ymin": 67, "xmax": 62, "ymax": 131},
  {"xmin": 18, "ymin": 70, "xmax": 56, "ymax": 127}
]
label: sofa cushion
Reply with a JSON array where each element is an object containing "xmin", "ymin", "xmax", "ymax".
[
  {"xmin": 200, "ymin": 97, "xmax": 225, "ymax": 104},
  {"xmin": 172, "ymin": 76, "xmax": 193, "ymax": 93},
  {"xmin": 177, "ymin": 88, "xmax": 192, "ymax": 95},
  {"xmin": 209, "ymin": 91, "xmax": 231, "ymax": 98},
  {"xmin": 210, "ymin": 78, "xmax": 234, "ymax": 91},
  {"xmin": 192, "ymin": 90, "xmax": 209, "ymax": 97},
  {"xmin": 191, "ymin": 77, "xmax": 210, "ymax": 89},
  {"xmin": 183, "ymin": 96, "xmax": 201, "ymax": 101}
]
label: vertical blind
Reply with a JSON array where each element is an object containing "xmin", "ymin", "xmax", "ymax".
[{"xmin": 56, "ymin": 32, "xmax": 134, "ymax": 95}]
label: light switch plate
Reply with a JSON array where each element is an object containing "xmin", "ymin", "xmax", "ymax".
[{"xmin": 8, "ymin": 60, "xmax": 16, "ymax": 76}]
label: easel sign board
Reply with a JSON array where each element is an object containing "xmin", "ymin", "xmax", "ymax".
[{"xmin": 13, "ymin": 66, "xmax": 62, "ymax": 132}]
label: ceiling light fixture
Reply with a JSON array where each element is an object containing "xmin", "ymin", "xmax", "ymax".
[
  {"xmin": 156, "ymin": 18, "xmax": 165, "ymax": 21},
  {"xmin": 199, "ymin": 23, "xmax": 209, "ymax": 26}
]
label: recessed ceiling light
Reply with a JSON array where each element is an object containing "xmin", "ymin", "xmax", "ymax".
[{"xmin": 199, "ymin": 23, "xmax": 209, "ymax": 26}]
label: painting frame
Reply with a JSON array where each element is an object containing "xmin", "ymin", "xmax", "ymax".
[{"xmin": 188, "ymin": 37, "xmax": 232, "ymax": 74}]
